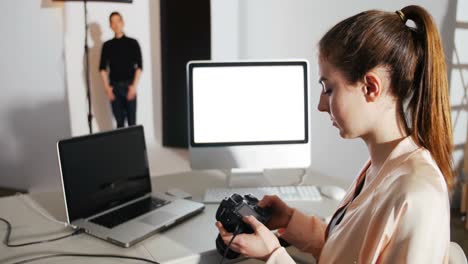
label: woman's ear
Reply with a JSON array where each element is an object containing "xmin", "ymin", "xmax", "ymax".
[{"xmin": 362, "ymin": 70, "xmax": 383, "ymax": 102}]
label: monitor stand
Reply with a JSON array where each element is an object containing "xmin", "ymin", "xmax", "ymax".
[
  {"xmin": 225, "ymin": 168, "xmax": 307, "ymax": 188},
  {"xmin": 225, "ymin": 169, "xmax": 271, "ymax": 188}
]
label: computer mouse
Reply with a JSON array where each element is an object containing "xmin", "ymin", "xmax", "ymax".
[{"xmin": 319, "ymin": 185, "xmax": 346, "ymax": 201}]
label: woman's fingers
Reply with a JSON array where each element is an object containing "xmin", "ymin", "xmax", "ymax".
[
  {"xmin": 228, "ymin": 233, "xmax": 248, "ymax": 248},
  {"xmin": 258, "ymin": 195, "xmax": 276, "ymax": 207},
  {"xmin": 216, "ymin": 221, "xmax": 245, "ymax": 249},
  {"xmin": 226, "ymin": 243, "xmax": 241, "ymax": 253},
  {"xmin": 215, "ymin": 222, "xmax": 250, "ymax": 256},
  {"xmin": 216, "ymin": 221, "xmax": 226, "ymax": 234},
  {"xmin": 216, "ymin": 218, "xmax": 280, "ymax": 259},
  {"xmin": 243, "ymin": 215, "xmax": 263, "ymax": 232},
  {"xmin": 216, "ymin": 222, "xmax": 234, "ymax": 239}
]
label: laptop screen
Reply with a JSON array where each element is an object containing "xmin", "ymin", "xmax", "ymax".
[{"xmin": 58, "ymin": 126, "xmax": 151, "ymax": 222}]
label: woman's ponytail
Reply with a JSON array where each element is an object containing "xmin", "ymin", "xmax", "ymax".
[{"xmin": 401, "ymin": 5, "xmax": 453, "ymax": 190}]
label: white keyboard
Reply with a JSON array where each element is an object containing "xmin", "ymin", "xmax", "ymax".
[{"xmin": 203, "ymin": 185, "xmax": 322, "ymax": 203}]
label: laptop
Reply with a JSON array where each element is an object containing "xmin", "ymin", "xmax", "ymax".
[{"xmin": 57, "ymin": 125, "xmax": 205, "ymax": 247}]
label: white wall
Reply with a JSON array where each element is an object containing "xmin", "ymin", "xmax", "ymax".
[
  {"xmin": 212, "ymin": 0, "xmax": 463, "ymax": 185},
  {"xmin": 211, "ymin": 0, "xmax": 240, "ymax": 60},
  {"xmin": 0, "ymin": 0, "xmax": 71, "ymax": 191}
]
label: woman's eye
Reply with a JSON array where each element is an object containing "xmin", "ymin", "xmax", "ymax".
[
  {"xmin": 322, "ymin": 87, "xmax": 332, "ymax": 95},
  {"xmin": 320, "ymin": 80, "xmax": 332, "ymax": 95}
]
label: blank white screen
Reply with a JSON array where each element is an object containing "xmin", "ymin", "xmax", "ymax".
[{"xmin": 192, "ymin": 65, "xmax": 306, "ymax": 144}]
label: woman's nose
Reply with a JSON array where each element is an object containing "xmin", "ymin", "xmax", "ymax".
[{"xmin": 317, "ymin": 94, "xmax": 329, "ymax": 113}]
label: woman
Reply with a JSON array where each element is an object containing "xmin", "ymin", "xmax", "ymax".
[{"xmin": 216, "ymin": 5, "xmax": 453, "ymax": 263}]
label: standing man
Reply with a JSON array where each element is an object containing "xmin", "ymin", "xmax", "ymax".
[{"xmin": 99, "ymin": 11, "xmax": 142, "ymax": 128}]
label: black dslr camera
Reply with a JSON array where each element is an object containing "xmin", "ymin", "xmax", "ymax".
[{"xmin": 215, "ymin": 193, "xmax": 272, "ymax": 259}]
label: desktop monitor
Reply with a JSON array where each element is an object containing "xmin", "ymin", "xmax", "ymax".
[{"xmin": 187, "ymin": 60, "xmax": 310, "ymax": 179}]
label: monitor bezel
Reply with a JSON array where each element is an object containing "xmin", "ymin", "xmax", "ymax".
[{"xmin": 187, "ymin": 60, "xmax": 309, "ymax": 147}]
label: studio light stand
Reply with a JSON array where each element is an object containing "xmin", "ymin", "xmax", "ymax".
[{"xmin": 84, "ymin": 0, "xmax": 93, "ymax": 133}]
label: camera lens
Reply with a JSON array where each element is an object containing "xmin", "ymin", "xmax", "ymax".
[{"xmin": 216, "ymin": 234, "xmax": 240, "ymax": 259}]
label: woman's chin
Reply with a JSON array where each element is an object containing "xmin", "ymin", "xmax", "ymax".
[
  {"xmin": 333, "ymin": 123, "xmax": 353, "ymax": 138},
  {"xmin": 337, "ymin": 128, "xmax": 353, "ymax": 139}
]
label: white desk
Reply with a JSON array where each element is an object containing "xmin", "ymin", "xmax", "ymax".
[{"xmin": 0, "ymin": 170, "xmax": 345, "ymax": 264}]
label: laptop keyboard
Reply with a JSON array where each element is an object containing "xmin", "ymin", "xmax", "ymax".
[{"xmin": 90, "ymin": 197, "xmax": 170, "ymax": 228}]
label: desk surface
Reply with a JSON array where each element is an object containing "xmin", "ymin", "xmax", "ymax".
[{"xmin": 0, "ymin": 170, "xmax": 345, "ymax": 264}]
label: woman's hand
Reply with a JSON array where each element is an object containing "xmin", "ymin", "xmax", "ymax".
[
  {"xmin": 216, "ymin": 216, "xmax": 281, "ymax": 261},
  {"xmin": 258, "ymin": 195, "xmax": 294, "ymax": 230}
]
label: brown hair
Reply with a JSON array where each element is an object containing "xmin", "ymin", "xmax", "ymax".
[
  {"xmin": 319, "ymin": 5, "xmax": 453, "ymax": 190},
  {"xmin": 109, "ymin": 11, "xmax": 123, "ymax": 22}
]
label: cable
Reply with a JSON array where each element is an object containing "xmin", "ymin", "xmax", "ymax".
[
  {"xmin": 219, "ymin": 224, "xmax": 241, "ymax": 264},
  {"xmin": 0, "ymin": 217, "xmax": 83, "ymax": 247},
  {"xmin": 219, "ymin": 234, "xmax": 238, "ymax": 264},
  {"xmin": 15, "ymin": 193, "xmax": 69, "ymax": 228},
  {"xmin": 1, "ymin": 217, "xmax": 160, "ymax": 264},
  {"xmin": 8, "ymin": 253, "xmax": 160, "ymax": 264}
]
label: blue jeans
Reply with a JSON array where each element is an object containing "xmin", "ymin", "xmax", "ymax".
[{"xmin": 110, "ymin": 81, "xmax": 136, "ymax": 128}]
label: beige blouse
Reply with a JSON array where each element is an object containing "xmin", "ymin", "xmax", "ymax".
[{"xmin": 267, "ymin": 136, "xmax": 450, "ymax": 263}]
